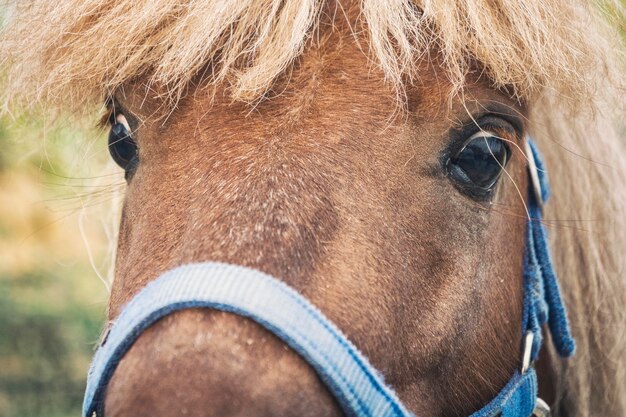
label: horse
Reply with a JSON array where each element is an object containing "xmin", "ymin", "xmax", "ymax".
[{"xmin": 1, "ymin": 1, "xmax": 625, "ymax": 416}]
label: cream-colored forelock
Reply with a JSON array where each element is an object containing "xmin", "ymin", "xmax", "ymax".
[{"xmin": 1, "ymin": 0, "xmax": 624, "ymax": 114}]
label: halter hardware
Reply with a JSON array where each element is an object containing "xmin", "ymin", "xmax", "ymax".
[
  {"xmin": 521, "ymin": 332, "xmax": 552, "ymax": 417},
  {"xmin": 532, "ymin": 399, "xmax": 552, "ymax": 417},
  {"xmin": 521, "ymin": 331, "xmax": 534, "ymax": 374},
  {"xmin": 524, "ymin": 140, "xmax": 543, "ymax": 209}
]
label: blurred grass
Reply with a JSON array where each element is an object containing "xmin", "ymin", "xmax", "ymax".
[{"xmin": 0, "ymin": 113, "xmax": 120, "ymax": 417}]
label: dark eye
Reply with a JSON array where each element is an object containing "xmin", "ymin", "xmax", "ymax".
[
  {"xmin": 447, "ymin": 131, "xmax": 510, "ymax": 198},
  {"xmin": 108, "ymin": 114, "xmax": 138, "ymax": 180}
]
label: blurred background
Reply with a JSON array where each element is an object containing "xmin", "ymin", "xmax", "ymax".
[{"xmin": 0, "ymin": 112, "xmax": 121, "ymax": 417}]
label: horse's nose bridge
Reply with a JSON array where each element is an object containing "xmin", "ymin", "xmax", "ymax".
[
  {"xmin": 172, "ymin": 149, "xmax": 342, "ymax": 281},
  {"xmin": 103, "ymin": 308, "xmax": 343, "ymax": 417}
]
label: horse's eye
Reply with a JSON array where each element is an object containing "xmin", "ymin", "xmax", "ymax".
[
  {"xmin": 447, "ymin": 131, "xmax": 510, "ymax": 197},
  {"xmin": 108, "ymin": 114, "xmax": 138, "ymax": 179}
]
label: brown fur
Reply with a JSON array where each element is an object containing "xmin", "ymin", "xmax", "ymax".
[
  {"xmin": 104, "ymin": 31, "xmax": 529, "ymax": 416},
  {"xmin": 1, "ymin": 1, "xmax": 625, "ymax": 416}
]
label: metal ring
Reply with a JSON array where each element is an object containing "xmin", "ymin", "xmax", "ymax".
[
  {"xmin": 524, "ymin": 140, "xmax": 543, "ymax": 210},
  {"xmin": 521, "ymin": 331, "xmax": 534, "ymax": 373},
  {"xmin": 532, "ymin": 398, "xmax": 552, "ymax": 417}
]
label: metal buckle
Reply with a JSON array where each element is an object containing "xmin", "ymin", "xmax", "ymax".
[
  {"xmin": 98, "ymin": 321, "xmax": 113, "ymax": 348},
  {"xmin": 532, "ymin": 398, "xmax": 552, "ymax": 417},
  {"xmin": 521, "ymin": 331, "xmax": 534, "ymax": 374},
  {"xmin": 524, "ymin": 140, "xmax": 543, "ymax": 210},
  {"xmin": 521, "ymin": 332, "xmax": 552, "ymax": 417}
]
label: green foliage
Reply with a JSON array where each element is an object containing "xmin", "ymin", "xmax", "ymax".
[
  {"xmin": 0, "ymin": 270, "xmax": 103, "ymax": 417},
  {"xmin": 0, "ymin": 114, "xmax": 115, "ymax": 417}
]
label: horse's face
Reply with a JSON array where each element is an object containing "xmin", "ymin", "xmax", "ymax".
[{"xmin": 104, "ymin": 34, "xmax": 529, "ymax": 417}]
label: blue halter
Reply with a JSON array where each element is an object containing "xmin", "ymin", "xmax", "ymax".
[{"xmin": 82, "ymin": 139, "xmax": 575, "ymax": 417}]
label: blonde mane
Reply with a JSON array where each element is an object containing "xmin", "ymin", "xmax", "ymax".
[
  {"xmin": 1, "ymin": 1, "xmax": 624, "ymax": 110},
  {"xmin": 1, "ymin": 1, "xmax": 625, "ymax": 415}
]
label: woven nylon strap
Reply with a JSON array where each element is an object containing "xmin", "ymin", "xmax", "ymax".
[{"xmin": 83, "ymin": 139, "xmax": 574, "ymax": 417}]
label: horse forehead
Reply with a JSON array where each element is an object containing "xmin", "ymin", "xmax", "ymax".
[{"xmin": 130, "ymin": 34, "xmax": 453, "ymax": 146}]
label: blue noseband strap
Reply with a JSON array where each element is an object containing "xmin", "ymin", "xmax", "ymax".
[
  {"xmin": 83, "ymin": 139, "xmax": 574, "ymax": 417},
  {"xmin": 83, "ymin": 262, "xmax": 414, "ymax": 417},
  {"xmin": 82, "ymin": 262, "xmax": 537, "ymax": 417}
]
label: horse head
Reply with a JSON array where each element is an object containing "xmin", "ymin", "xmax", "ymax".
[{"xmin": 2, "ymin": 1, "xmax": 625, "ymax": 416}]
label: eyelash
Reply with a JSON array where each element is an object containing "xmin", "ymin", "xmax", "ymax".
[{"xmin": 447, "ymin": 116, "xmax": 520, "ymax": 157}]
